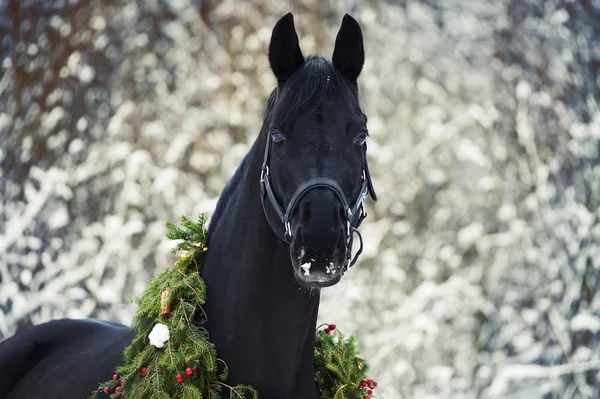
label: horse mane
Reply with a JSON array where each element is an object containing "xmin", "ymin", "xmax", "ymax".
[{"xmin": 207, "ymin": 151, "xmax": 251, "ymax": 232}]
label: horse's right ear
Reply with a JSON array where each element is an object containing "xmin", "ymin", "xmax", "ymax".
[{"xmin": 268, "ymin": 13, "xmax": 305, "ymax": 85}]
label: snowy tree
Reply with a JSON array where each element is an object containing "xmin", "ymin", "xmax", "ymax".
[{"xmin": 1, "ymin": 0, "xmax": 598, "ymax": 397}]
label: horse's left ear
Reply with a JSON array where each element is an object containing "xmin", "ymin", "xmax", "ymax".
[{"xmin": 332, "ymin": 14, "xmax": 364, "ymax": 83}]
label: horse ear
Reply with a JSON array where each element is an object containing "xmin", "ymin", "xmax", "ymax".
[
  {"xmin": 268, "ymin": 13, "xmax": 305, "ymax": 85},
  {"xmin": 332, "ymin": 14, "xmax": 364, "ymax": 83}
]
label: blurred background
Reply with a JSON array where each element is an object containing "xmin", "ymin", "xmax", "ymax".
[{"xmin": 1, "ymin": 0, "xmax": 599, "ymax": 397}]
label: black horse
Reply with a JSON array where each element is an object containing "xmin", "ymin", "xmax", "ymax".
[{"xmin": 0, "ymin": 13, "xmax": 376, "ymax": 399}]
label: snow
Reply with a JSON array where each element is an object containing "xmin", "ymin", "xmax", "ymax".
[
  {"xmin": 326, "ymin": 262, "xmax": 335, "ymax": 274},
  {"xmin": 78, "ymin": 65, "xmax": 95, "ymax": 84},
  {"xmin": 47, "ymin": 206, "xmax": 69, "ymax": 230},
  {"xmin": 148, "ymin": 323, "xmax": 170, "ymax": 348},
  {"xmin": 41, "ymin": 107, "xmax": 65, "ymax": 133},
  {"xmin": 20, "ymin": 270, "xmax": 32, "ymax": 286},
  {"xmin": 300, "ymin": 262, "xmax": 311, "ymax": 276},
  {"xmin": 298, "ymin": 247, "xmax": 306, "ymax": 259},
  {"xmin": 1, "ymin": 2, "xmax": 599, "ymax": 398},
  {"xmin": 571, "ymin": 313, "xmax": 600, "ymax": 333}
]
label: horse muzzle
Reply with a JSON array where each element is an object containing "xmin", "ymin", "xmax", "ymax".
[{"xmin": 288, "ymin": 190, "xmax": 347, "ymax": 288}]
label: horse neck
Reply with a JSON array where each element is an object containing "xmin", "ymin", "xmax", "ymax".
[{"xmin": 201, "ymin": 135, "xmax": 321, "ymax": 396}]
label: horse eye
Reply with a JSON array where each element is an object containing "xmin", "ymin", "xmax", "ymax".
[
  {"xmin": 270, "ymin": 129, "xmax": 285, "ymax": 143},
  {"xmin": 354, "ymin": 133, "xmax": 367, "ymax": 146}
]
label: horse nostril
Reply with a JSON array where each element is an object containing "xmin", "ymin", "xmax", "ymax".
[{"xmin": 296, "ymin": 246, "xmax": 306, "ymax": 260}]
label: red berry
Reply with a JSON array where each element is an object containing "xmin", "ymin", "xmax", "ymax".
[
  {"xmin": 113, "ymin": 374, "xmax": 119, "ymax": 380},
  {"xmin": 103, "ymin": 387, "xmax": 110, "ymax": 394},
  {"xmin": 176, "ymin": 373, "xmax": 184, "ymax": 383},
  {"xmin": 185, "ymin": 367, "xmax": 194, "ymax": 376},
  {"xmin": 368, "ymin": 390, "xmax": 373, "ymax": 395},
  {"xmin": 115, "ymin": 386, "xmax": 123, "ymax": 393},
  {"xmin": 140, "ymin": 367, "xmax": 147, "ymax": 375},
  {"xmin": 373, "ymin": 381, "xmax": 378, "ymax": 387},
  {"xmin": 329, "ymin": 323, "xmax": 336, "ymax": 330},
  {"xmin": 360, "ymin": 379, "xmax": 368, "ymax": 387},
  {"xmin": 363, "ymin": 396, "xmax": 369, "ymax": 399},
  {"xmin": 324, "ymin": 328, "xmax": 331, "ymax": 334}
]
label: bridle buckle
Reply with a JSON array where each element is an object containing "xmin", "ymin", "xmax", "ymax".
[
  {"xmin": 285, "ymin": 221, "xmax": 292, "ymax": 239},
  {"xmin": 260, "ymin": 165, "xmax": 269, "ymax": 183}
]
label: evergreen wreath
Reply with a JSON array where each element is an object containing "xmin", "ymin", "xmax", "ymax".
[{"xmin": 90, "ymin": 215, "xmax": 378, "ymax": 399}]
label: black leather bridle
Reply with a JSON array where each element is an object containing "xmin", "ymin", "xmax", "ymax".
[{"xmin": 259, "ymin": 134, "xmax": 377, "ymax": 269}]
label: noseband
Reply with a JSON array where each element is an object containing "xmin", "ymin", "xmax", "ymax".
[{"xmin": 259, "ymin": 134, "xmax": 376, "ymax": 269}]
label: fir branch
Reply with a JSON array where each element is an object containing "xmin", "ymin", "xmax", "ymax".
[
  {"xmin": 89, "ymin": 215, "xmax": 255, "ymax": 399},
  {"xmin": 314, "ymin": 326, "xmax": 378, "ymax": 399},
  {"xmin": 165, "ymin": 215, "xmax": 208, "ymax": 255},
  {"xmin": 90, "ymin": 214, "xmax": 375, "ymax": 399}
]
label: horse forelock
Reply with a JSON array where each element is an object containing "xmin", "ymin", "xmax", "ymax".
[{"xmin": 263, "ymin": 55, "xmax": 364, "ymax": 130}]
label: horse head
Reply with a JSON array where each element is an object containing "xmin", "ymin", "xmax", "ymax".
[{"xmin": 260, "ymin": 13, "xmax": 377, "ymax": 288}]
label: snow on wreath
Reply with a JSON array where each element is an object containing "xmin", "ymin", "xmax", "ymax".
[{"xmin": 148, "ymin": 323, "xmax": 170, "ymax": 348}]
